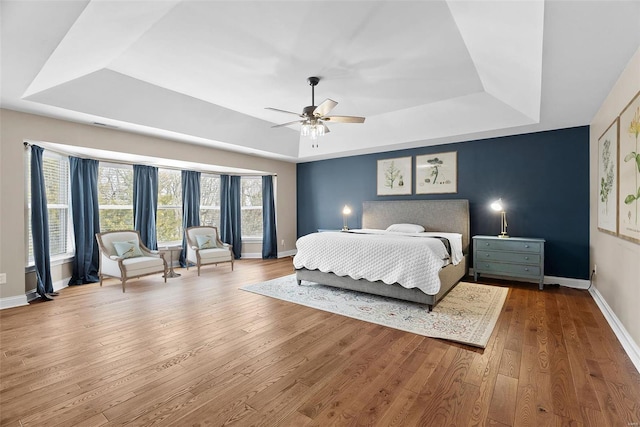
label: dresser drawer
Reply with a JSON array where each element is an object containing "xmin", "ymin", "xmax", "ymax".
[
  {"xmin": 476, "ymin": 239, "xmax": 542, "ymax": 253},
  {"xmin": 475, "ymin": 261, "xmax": 541, "ymax": 278},
  {"xmin": 476, "ymin": 250, "xmax": 541, "ymax": 265}
]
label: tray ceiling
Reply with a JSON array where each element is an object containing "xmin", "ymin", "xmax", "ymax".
[{"xmin": 2, "ymin": 0, "xmax": 639, "ymax": 162}]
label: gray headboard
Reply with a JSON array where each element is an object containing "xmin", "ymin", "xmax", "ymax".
[{"xmin": 362, "ymin": 199, "xmax": 470, "ymax": 253}]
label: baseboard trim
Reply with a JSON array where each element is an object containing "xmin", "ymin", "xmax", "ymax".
[
  {"xmin": 26, "ymin": 276, "xmax": 71, "ymax": 303},
  {"xmin": 467, "ymin": 269, "xmax": 590, "ymax": 289},
  {"xmin": 545, "ymin": 275, "xmax": 590, "ymax": 289},
  {"xmin": 278, "ymin": 249, "xmax": 297, "ymax": 258},
  {"xmin": 241, "ymin": 253, "xmax": 262, "ymax": 259},
  {"xmin": 0, "ymin": 294, "xmax": 29, "ymax": 310},
  {"xmin": 239, "ymin": 249, "xmax": 297, "ymax": 259},
  {"xmin": 589, "ymin": 286, "xmax": 640, "ymax": 374}
]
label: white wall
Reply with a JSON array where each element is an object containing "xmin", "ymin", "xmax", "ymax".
[
  {"xmin": 0, "ymin": 109, "xmax": 297, "ymax": 304},
  {"xmin": 590, "ymin": 47, "xmax": 640, "ymax": 359}
]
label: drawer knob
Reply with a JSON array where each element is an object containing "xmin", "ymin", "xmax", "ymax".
[
  {"xmin": 485, "ymin": 243, "xmax": 490, "ymax": 246},
  {"xmin": 524, "ymin": 256, "xmax": 529, "ymax": 260},
  {"xmin": 524, "ymin": 244, "xmax": 530, "ymax": 248},
  {"xmin": 485, "ymin": 264, "xmax": 490, "ymax": 267},
  {"xmin": 524, "ymin": 268, "xmax": 529, "ymax": 271},
  {"xmin": 486, "ymin": 254, "xmax": 490, "ymax": 257}
]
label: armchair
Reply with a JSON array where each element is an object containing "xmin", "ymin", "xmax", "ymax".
[
  {"xmin": 185, "ymin": 226, "xmax": 234, "ymax": 276},
  {"xmin": 95, "ymin": 230, "xmax": 167, "ymax": 292}
]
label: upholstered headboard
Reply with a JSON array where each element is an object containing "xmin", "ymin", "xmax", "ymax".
[{"xmin": 362, "ymin": 199, "xmax": 470, "ymax": 254}]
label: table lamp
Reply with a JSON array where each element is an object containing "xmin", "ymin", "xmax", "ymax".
[
  {"xmin": 491, "ymin": 198, "xmax": 509, "ymax": 238},
  {"xmin": 342, "ymin": 205, "xmax": 352, "ymax": 230}
]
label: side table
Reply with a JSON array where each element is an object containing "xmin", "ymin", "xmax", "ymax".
[
  {"xmin": 159, "ymin": 245, "xmax": 182, "ymax": 278},
  {"xmin": 473, "ymin": 235, "xmax": 545, "ymax": 290}
]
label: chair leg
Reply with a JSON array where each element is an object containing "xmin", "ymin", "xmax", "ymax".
[
  {"xmin": 197, "ymin": 264, "xmax": 201, "ymax": 276},
  {"xmin": 99, "ymin": 274, "xmax": 103, "ymax": 287},
  {"xmin": 122, "ymin": 279, "xmax": 126, "ymax": 293}
]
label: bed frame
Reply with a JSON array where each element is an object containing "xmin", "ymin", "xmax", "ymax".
[{"xmin": 296, "ymin": 199, "xmax": 470, "ymax": 311}]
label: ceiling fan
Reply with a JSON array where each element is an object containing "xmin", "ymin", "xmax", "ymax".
[{"xmin": 266, "ymin": 76, "xmax": 365, "ymax": 147}]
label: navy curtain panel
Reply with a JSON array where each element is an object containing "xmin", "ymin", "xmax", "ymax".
[
  {"xmin": 133, "ymin": 165, "xmax": 158, "ymax": 250},
  {"xmin": 220, "ymin": 175, "xmax": 242, "ymax": 259},
  {"xmin": 30, "ymin": 145, "xmax": 54, "ymax": 298},
  {"xmin": 68, "ymin": 157, "xmax": 100, "ymax": 285},
  {"xmin": 180, "ymin": 170, "xmax": 201, "ymax": 267},
  {"xmin": 262, "ymin": 175, "xmax": 277, "ymax": 259}
]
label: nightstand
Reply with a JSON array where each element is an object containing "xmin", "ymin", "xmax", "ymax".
[{"xmin": 473, "ymin": 235, "xmax": 545, "ymax": 290}]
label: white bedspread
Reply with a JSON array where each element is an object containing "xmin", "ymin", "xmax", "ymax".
[{"xmin": 293, "ymin": 230, "xmax": 456, "ymax": 294}]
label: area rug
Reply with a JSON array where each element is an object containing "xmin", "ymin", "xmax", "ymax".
[{"xmin": 240, "ymin": 274, "xmax": 508, "ymax": 348}]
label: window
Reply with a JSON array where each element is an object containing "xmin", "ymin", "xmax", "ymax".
[
  {"xmin": 26, "ymin": 150, "xmax": 73, "ymax": 264},
  {"xmin": 200, "ymin": 173, "xmax": 220, "ymax": 228},
  {"xmin": 98, "ymin": 163, "xmax": 134, "ymax": 232},
  {"xmin": 241, "ymin": 176, "xmax": 263, "ymax": 239},
  {"xmin": 157, "ymin": 169, "xmax": 182, "ymax": 245}
]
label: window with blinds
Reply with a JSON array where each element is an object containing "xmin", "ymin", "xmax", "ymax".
[
  {"xmin": 98, "ymin": 162, "xmax": 134, "ymax": 232},
  {"xmin": 200, "ymin": 173, "xmax": 221, "ymax": 229},
  {"xmin": 26, "ymin": 150, "xmax": 73, "ymax": 264},
  {"xmin": 157, "ymin": 169, "xmax": 182, "ymax": 245},
  {"xmin": 241, "ymin": 176, "xmax": 263, "ymax": 239}
]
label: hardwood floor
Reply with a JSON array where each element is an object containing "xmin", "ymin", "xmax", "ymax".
[{"xmin": 1, "ymin": 258, "xmax": 639, "ymax": 426}]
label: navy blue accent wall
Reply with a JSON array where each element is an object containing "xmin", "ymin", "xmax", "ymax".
[{"xmin": 297, "ymin": 126, "xmax": 590, "ymax": 280}]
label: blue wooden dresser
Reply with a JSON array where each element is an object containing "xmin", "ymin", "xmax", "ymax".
[{"xmin": 473, "ymin": 235, "xmax": 545, "ymax": 290}]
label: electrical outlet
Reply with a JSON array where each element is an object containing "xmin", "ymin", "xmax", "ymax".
[
  {"xmin": 281, "ymin": 239, "xmax": 285, "ymax": 247},
  {"xmin": 0, "ymin": 273, "xmax": 6, "ymax": 285}
]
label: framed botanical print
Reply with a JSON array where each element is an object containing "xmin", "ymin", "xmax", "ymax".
[
  {"xmin": 597, "ymin": 119, "xmax": 618, "ymax": 235},
  {"xmin": 415, "ymin": 151, "xmax": 457, "ymax": 194},
  {"xmin": 618, "ymin": 90, "xmax": 640, "ymax": 244},
  {"xmin": 377, "ymin": 156, "xmax": 412, "ymax": 195}
]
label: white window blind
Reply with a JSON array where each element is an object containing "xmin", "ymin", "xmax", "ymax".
[
  {"xmin": 98, "ymin": 162, "xmax": 134, "ymax": 232},
  {"xmin": 241, "ymin": 176, "xmax": 263, "ymax": 239},
  {"xmin": 200, "ymin": 173, "xmax": 221, "ymax": 228},
  {"xmin": 157, "ymin": 169, "xmax": 182, "ymax": 245}
]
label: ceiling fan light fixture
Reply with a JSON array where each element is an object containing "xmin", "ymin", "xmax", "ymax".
[
  {"xmin": 267, "ymin": 76, "xmax": 364, "ymax": 147},
  {"xmin": 301, "ymin": 118, "xmax": 324, "ymax": 140},
  {"xmin": 301, "ymin": 122, "xmax": 310, "ymax": 137}
]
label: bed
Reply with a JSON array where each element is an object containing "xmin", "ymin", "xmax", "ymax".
[{"xmin": 294, "ymin": 199, "xmax": 470, "ymax": 311}]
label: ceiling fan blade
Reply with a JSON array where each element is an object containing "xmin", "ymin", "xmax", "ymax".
[
  {"xmin": 271, "ymin": 120, "xmax": 304, "ymax": 128},
  {"xmin": 323, "ymin": 115, "xmax": 366, "ymax": 124},
  {"xmin": 265, "ymin": 107, "xmax": 302, "ymax": 117},
  {"xmin": 313, "ymin": 99, "xmax": 338, "ymax": 117}
]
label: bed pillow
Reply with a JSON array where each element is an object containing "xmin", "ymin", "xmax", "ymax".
[
  {"xmin": 196, "ymin": 234, "xmax": 217, "ymax": 249},
  {"xmin": 386, "ymin": 223, "xmax": 425, "ymax": 233},
  {"xmin": 112, "ymin": 240, "xmax": 144, "ymax": 259}
]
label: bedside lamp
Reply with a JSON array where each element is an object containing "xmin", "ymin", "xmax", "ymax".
[
  {"xmin": 342, "ymin": 205, "xmax": 352, "ymax": 230},
  {"xmin": 491, "ymin": 198, "xmax": 509, "ymax": 238}
]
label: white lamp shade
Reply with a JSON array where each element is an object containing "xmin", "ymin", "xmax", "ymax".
[{"xmin": 490, "ymin": 199, "xmax": 504, "ymax": 211}]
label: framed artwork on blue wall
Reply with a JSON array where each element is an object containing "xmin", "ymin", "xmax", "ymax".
[
  {"xmin": 416, "ymin": 151, "xmax": 457, "ymax": 194},
  {"xmin": 618, "ymin": 90, "xmax": 640, "ymax": 244},
  {"xmin": 377, "ymin": 156, "xmax": 412, "ymax": 195},
  {"xmin": 597, "ymin": 119, "xmax": 618, "ymax": 235}
]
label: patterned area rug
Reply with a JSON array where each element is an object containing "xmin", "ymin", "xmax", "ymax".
[{"xmin": 241, "ymin": 275, "xmax": 508, "ymax": 348}]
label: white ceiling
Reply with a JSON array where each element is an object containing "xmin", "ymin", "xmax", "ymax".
[{"xmin": 2, "ymin": 0, "xmax": 639, "ymax": 163}]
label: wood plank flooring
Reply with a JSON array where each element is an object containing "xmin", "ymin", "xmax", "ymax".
[{"xmin": 1, "ymin": 258, "xmax": 639, "ymax": 426}]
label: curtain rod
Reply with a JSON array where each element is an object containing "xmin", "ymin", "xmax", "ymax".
[{"xmin": 22, "ymin": 141, "xmax": 276, "ymax": 177}]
